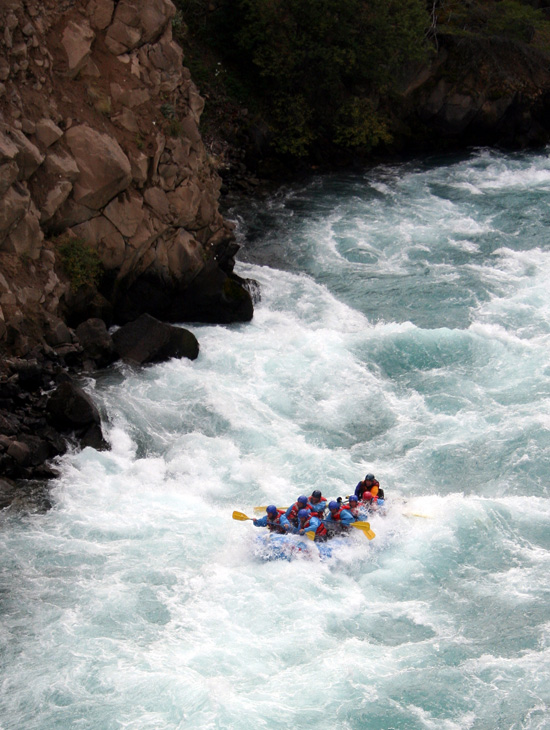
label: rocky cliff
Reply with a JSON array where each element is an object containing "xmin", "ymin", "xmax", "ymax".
[
  {"xmin": 400, "ymin": 29, "xmax": 550, "ymax": 153},
  {"xmin": 0, "ymin": 0, "xmax": 256, "ymax": 495},
  {"xmin": 0, "ymin": 0, "xmax": 253, "ymax": 362}
]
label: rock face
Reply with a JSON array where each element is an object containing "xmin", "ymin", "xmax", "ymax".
[
  {"xmin": 401, "ymin": 33, "xmax": 550, "ymax": 151},
  {"xmin": 0, "ymin": 0, "xmax": 256, "ymax": 498},
  {"xmin": 0, "ymin": 0, "xmax": 254, "ymax": 368}
]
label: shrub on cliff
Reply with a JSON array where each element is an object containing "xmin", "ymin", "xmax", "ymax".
[
  {"xmin": 176, "ymin": 0, "xmax": 429, "ymax": 157},
  {"xmin": 431, "ymin": 0, "xmax": 550, "ymax": 45},
  {"xmin": 56, "ymin": 236, "xmax": 103, "ymax": 291}
]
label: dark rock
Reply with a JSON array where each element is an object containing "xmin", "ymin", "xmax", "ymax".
[
  {"xmin": 75, "ymin": 318, "xmax": 117, "ymax": 369},
  {"xmin": 0, "ymin": 411, "xmax": 18, "ymax": 435},
  {"xmin": 63, "ymin": 286, "xmax": 114, "ymax": 329},
  {"xmin": 0, "ymin": 379, "xmax": 19, "ymax": 400},
  {"xmin": 0, "ymin": 477, "xmax": 52, "ymax": 512},
  {"xmin": 46, "ymin": 380, "xmax": 101, "ymax": 430},
  {"xmin": 0, "ymin": 477, "xmax": 19, "ymax": 510},
  {"xmin": 171, "ymin": 267, "xmax": 254, "ymax": 324},
  {"xmin": 18, "ymin": 434, "xmax": 55, "ymax": 466},
  {"xmin": 11, "ymin": 359, "xmax": 43, "ymax": 392},
  {"xmin": 44, "ymin": 317, "xmax": 73, "ymax": 347},
  {"xmin": 80, "ymin": 422, "xmax": 108, "ymax": 450},
  {"xmin": 6, "ymin": 440, "xmax": 31, "ymax": 467},
  {"xmin": 112, "ymin": 313, "xmax": 199, "ymax": 365}
]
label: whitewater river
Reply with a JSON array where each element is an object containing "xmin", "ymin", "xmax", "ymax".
[{"xmin": 1, "ymin": 148, "xmax": 550, "ymax": 729}]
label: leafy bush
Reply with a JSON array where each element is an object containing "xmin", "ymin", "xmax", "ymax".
[
  {"xmin": 435, "ymin": 0, "xmax": 549, "ymax": 43},
  {"xmin": 333, "ymin": 97, "xmax": 393, "ymax": 150},
  {"xmin": 56, "ymin": 236, "xmax": 103, "ymax": 291},
  {"xmin": 175, "ymin": 0, "xmax": 430, "ymax": 157}
]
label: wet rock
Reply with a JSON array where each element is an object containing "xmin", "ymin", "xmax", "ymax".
[
  {"xmin": 75, "ymin": 317, "xmax": 116, "ymax": 368},
  {"xmin": 0, "ymin": 476, "xmax": 52, "ymax": 512},
  {"xmin": 112, "ymin": 312, "xmax": 199, "ymax": 364},
  {"xmin": 46, "ymin": 379, "xmax": 104, "ymax": 434}
]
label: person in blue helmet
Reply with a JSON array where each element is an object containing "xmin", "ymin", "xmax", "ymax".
[
  {"xmin": 285, "ymin": 495, "xmax": 309, "ymax": 526},
  {"xmin": 308, "ymin": 489, "xmax": 327, "ymax": 518},
  {"xmin": 324, "ymin": 500, "xmax": 355, "ymax": 537},
  {"xmin": 253, "ymin": 505, "xmax": 291, "ymax": 534},
  {"xmin": 293, "ymin": 508, "xmax": 328, "ymax": 541},
  {"xmin": 343, "ymin": 494, "xmax": 361, "ymax": 520}
]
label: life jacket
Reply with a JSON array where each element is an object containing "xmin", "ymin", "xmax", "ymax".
[
  {"xmin": 359, "ymin": 480, "xmax": 379, "ymax": 499},
  {"xmin": 287, "ymin": 501, "xmax": 304, "ymax": 525},
  {"xmin": 308, "ymin": 495, "xmax": 327, "ymax": 515},
  {"xmin": 300, "ymin": 516, "xmax": 327, "ymax": 537},
  {"xmin": 266, "ymin": 509, "xmax": 288, "ymax": 533},
  {"xmin": 327, "ymin": 506, "xmax": 346, "ymax": 522},
  {"xmin": 343, "ymin": 502, "xmax": 360, "ymax": 519}
]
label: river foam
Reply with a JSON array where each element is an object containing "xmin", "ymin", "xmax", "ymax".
[{"xmin": 1, "ymin": 148, "xmax": 549, "ymax": 729}]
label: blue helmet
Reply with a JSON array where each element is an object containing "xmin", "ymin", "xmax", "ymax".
[
  {"xmin": 297, "ymin": 495, "xmax": 308, "ymax": 505},
  {"xmin": 328, "ymin": 500, "xmax": 339, "ymax": 511},
  {"xmin": 349, "ymin": 495, "xmax": 358, "ymax": 503},
  {"xmin": 266, "ymin": 505, "xmax": 277, "ymax": 515},
  {"xmin": 297, "ymin": 508, "xmax": 310, "ymax": 520}
]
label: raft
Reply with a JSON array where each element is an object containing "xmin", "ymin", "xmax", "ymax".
[{"xmin": 252, "ymin": 532, "xmax": 351, "ymax": 562}]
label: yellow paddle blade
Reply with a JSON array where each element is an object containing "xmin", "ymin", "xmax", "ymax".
[
  {"xmin": 305, "ymin": 531, "xmax": 315, "ymax": 541},
  {"xmin": 254, "ymin": 506, "xmax": 288, "ymax": 513},
  {"xmin": 232, "ymin": 510, "xmax": 252, "ymax": 521},
  {"xmin": 351, "ymin": 521, "xmax": 376, "ymax": 540}
]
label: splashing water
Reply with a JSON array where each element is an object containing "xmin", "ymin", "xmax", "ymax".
[{"xmin": 1, "ymin": 149, "xmax": 550, "ymax": 730}]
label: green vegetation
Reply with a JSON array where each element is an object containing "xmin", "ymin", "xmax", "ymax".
[
  {"xmin": 175, "ymin": 0, "xmax": 430, "ymax": 157},
  {"xmin": 56, "ymin": 236, "xmax": 103, "ymax": 291},
  {"xmin": 432, "ymin": 0, "xmax": 550, "ymax": 44},
  {"xmin": 174, "ymin": 0, "xmax": 550, "ymax": 161}
]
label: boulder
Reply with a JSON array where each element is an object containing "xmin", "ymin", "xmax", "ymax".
[
  {"xmin": 35, "ymin": 118, "xmax": 64, "ymax": 148},
  {"xmin": 75, "ymin": 317, "xmax": 116, "ymax": 368},
  {"xmin": 71, "ymin": 214, "xmax": 126, "ymax": 270},
  {"xmin": 112, "ymin": 312, "xmax": 199, "ymax": 364},
  {"xmin": 9, "ymin": 129, "xmax": 44, "ymax": 180},
  {"xmin": 62, "ymin": 19, "xmax": 95, "ymax": 79},
  {"xmin": 64, "ymin": 125, "xmax": 132, "ymax": 209},
  {"xmin": 46, "ymin": 380, "xmax": 102, "ymax": 430},
  {"xmin": 0, "ymin": 184, "xmax": 30, "ymax": 243},
  {"xmin": 0, "ymin": 476, "xmax": 53, "ymax": 512},
  {"xmin": 105, "ymin": 0, "xmax": 176, "ymax": 55},
  {"xmin": 174, "ymin": 268, "xmax": 254, "ymax": 324}
]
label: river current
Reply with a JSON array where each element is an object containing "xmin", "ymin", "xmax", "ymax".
[{"xmin": 1, "ymin": 148, "xmax": 550, "ymax": 729}]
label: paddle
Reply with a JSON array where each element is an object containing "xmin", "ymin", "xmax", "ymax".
[
  {"xmin": 233, "ymin": 510, "xmax": 316, "ymax": 542},
  {"xmin": 323, "ymin": 519, "xmax": 376, "ymax": 540},
  {"xmin": 254, "ymin": 506, "xmax": 288, "ymax": 513},
  {"xmin": 351, "ymin": 521, "xmax": 376, "ymax": 540},
  {"xmin": 232, "ymin": 510, "xmax": 254, "ymax": 521}
]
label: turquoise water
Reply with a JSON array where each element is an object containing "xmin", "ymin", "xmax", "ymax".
[{"xmin": 1, "ymin": 148, "xmax": 550, "ymax": 729}]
